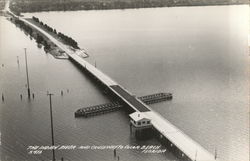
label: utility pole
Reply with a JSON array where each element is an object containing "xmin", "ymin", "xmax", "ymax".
[
  {"xmin": 194, "ymin": 150, "xmax": 197, "ymax": 161},
  {"xmin": 24, "ymin": 48, "xmax": 31, "ymax": 98},
  {"xmin": 214, "ymin": 148, "xmax": 217, "ymax": 160},
  {"xmin": 47, "ymin": 93, "xmax": 56, "ymax": 161}
]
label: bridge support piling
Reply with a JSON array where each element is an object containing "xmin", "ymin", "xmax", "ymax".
[{"xmin": 2, "ymin": 93, "xmax": 4, "ymax": 102}]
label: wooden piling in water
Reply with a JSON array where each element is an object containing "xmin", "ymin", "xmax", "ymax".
[
  {"xmin": 2, "ymin": 93, "xmax": 4, "ymax": 102},
  {"xmin": 17, "ymin": 56, "xmax": 19, "ymax": 65},
  {"xmin": 114, "ymin": 149, "xmax": 116, "ymax": 157}
]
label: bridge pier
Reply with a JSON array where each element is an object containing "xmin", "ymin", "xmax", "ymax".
[
  {"xmin": 131, "ymin": 127, "xmax": 154, "ymax": 140},
  {"xmin": 69, "ymin": 56, "xmax": 113, "ymax": 95},
  {"xmin": 153, "ymin": 128, "xmax": 192, "ymax": 161}
]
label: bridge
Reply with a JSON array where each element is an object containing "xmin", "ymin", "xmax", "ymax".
[
  {"xmin": 4, "ymin": 2, "xmax": 218, "ymax": 161},
  {"xmin": 69, "ymin": 52, "xmax": 217, "ymax": 161}
]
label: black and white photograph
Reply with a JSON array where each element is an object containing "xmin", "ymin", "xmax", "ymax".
[{"xmin": 0, "ymin": 0, "xmax": 249, "ymax": 161}]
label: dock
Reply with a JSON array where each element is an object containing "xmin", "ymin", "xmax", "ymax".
[
  {"xmin": 75, "ymin": 102, "xmax": 122, "ymax": 117},
  {"xmin": 138, "ymin": 92, "xmax": 172, "ymax": 105}
]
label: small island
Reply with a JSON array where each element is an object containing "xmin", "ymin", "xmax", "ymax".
[
  {"xmin": 9, "ymin": 16, "xmax": 69, "ymax": 59},
  {"xmin": 8, "ymin": 14, "xmax": 85, "ymax": 59}
]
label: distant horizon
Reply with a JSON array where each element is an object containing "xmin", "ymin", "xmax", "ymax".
[{"xmin": 8, "ymin": 0, "xmax": 249, "ymax": 13}]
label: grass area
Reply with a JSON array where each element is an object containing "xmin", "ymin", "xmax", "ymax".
[
  {"xmin": 10, "ymin": 0, "xmax": 249, "ymax": 13},
  {"xmin": 25, "ymin": 18, "xmax": 55, "ymax": 40},
  {"xmin": 25, "ymin": 18, "xmax": 70, "ymax": 58},
  {"xmin": 26, "ymin": 18, "xmax": 64, "ymax": 46},
  {"xmin": 10, "ymin": 16, "xmax": 68, "ymax": 59},
  {"xmin": 27, "ymin": 17, "xmax": 79, "ymax": 49}
]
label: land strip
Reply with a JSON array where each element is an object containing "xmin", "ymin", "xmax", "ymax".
[{"xmin": 9, "ymin": 16, "xmax": 69, "ymax": 59}]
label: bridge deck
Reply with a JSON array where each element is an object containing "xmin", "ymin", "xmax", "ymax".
[
  {"xmin": 110, "ymin": 86, "xmax": 216, "ymax": 161},
  {"xmin": 144, "ymin": 111, "xmax": 216, "ymax": 161},
  {"xmin": 65, "ymin": 51, "xmax": 217, "ymax": 161},
  {"xmin": 69, "ymin": 54, "xmax": 117, "ymax": 86},
  {"xmin": 110, "ymin": 85, "xmax": 150, "ymax": 112}
]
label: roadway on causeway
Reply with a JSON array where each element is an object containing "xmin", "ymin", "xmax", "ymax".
[{"xmin": 110, "ymin": 85, "xmax": 150, "ymax": 112}]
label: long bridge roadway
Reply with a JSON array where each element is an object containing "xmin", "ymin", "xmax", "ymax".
[
  {"xmin": 5, "ymin": 2, "xmax": 218, "ymax": 160},
  {"xmin": 69, "ymin": 54, "xmax": 217, "ymax": 161}
]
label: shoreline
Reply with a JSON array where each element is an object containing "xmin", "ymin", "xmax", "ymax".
[
  {"xmin": 19, "ymin": 3, "xmax": 249, "ymax": 14},
  {"xmin": 9, "ymin": 0, "xmax": 249, "ymax": 14}
]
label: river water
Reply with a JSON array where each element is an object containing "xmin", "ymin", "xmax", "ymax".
[{"xmin": 0, "ymin": 5, "xmax": 249, "ymax": 161}]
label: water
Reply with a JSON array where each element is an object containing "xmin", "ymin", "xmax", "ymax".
[{"xmin": 1, "ymin": 5, "xmax": 249, "ymax": 161}]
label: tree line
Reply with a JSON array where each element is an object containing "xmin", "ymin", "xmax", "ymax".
[
  {"xmin": 10, "ymin": 0, "xmax": 249, "ymax": 13},
  {"xmin": 32, "ymin": 16, "xmax": 79, "ymax": 49},
  {"xmin": 12, "ymin": 18, "xmax": 51, "ymax": 51}
]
